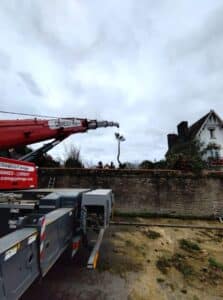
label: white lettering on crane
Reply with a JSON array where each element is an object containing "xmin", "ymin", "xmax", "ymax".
[
  {"xmin": 0, "ymin": 162, "xmax": 35, "ymax": 172},
  {"xmin": 0, "ymin": 177, "xmax": 33, "ymax": 181},
  {"xmin": 48, "ymin": 119, "xmax": 82, "ymax": 129}
]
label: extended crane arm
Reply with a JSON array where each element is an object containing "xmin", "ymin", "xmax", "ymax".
[
  {"xmin": 0, "ymin": 118, "xmax": 119, "ymax": 150},
  {"xmin": 18, "ymin": 120, "xmax": 119, "ymax": 162},
  {"xmin": 0, "ymin": 116, "xmax": 119, "ymax": 190}
]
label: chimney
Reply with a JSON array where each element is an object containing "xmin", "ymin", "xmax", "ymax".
[
  {"xmin": 177, "ymin": 121, "xmax": 189, "ymax": 139},
  {"xmin": 167, "ymin": 134, "xmax": 178, "ymax": 150}
]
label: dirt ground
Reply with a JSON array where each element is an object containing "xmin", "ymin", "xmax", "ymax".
[{"xmin": 21, "ymin": 218, "xmax": 223, "ymax": 300}]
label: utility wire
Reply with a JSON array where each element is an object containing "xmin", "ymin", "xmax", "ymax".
[{"xmin": 0, "ymin": 110, "xmax": 59, "ymax": 119}]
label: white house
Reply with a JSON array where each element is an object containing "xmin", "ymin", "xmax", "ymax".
[{"xmin": 167, "ymin": 110, "xmax": 223, "ymax": 163}]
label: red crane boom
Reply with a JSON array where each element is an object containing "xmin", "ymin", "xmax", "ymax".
[
  {"xmin": 0, "ymin": 117, "xmax": 119, "ymax": 190},
  {"xmin": 0, "ymin": 118, "xmax": 119, "ymax": 149}
]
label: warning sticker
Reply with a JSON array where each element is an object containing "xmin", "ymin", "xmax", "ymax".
[
  {"xmin": 28, "ymin": 234, "xmax": 37, "ymax": 245},
  {"xmin": 4, "ymin": 246, "xmax": 18, "ymax": 261}
]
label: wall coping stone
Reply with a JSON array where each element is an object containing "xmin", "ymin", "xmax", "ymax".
[{"xmin": 38, "ymin": 168, "xmax": 223, "ymax": 179}]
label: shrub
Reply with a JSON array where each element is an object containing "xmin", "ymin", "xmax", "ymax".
[
  {"xmin": 145, "ymin": 230, "xmax": 161, "ymax": 239},
  {"xmin": 156, "ymin": 254, "xmax": 194, "ymax": 277},
  {"xmin": 209, "ymin": 257, "xmax": 223, "ymax": 271},
  {"xmin": 172, "ymin": 254, "xmax": 194, "ymax": 277},
  {"xmin": 156, "ymin": 257, "xmax": 171, "ymax": 274},
  {"xmin": 166, "ymin": 140, "xmax": 207, "ymax": 173},
  {"xmin": 179, "ymin": 239, "xmax": 201, "ymax": 252},
  {"xmin": 139, "ymin": 160, "xmax": 154, "ymax": 169}
]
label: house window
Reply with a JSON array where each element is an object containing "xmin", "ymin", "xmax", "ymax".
[
  {"xmin": 209, "ymin": 128, "xmax": 216, "ymax": 139},
  {"xmin": 210, "ymin": 149, "xmax": 214, "ymax": 158},
  {"xmin": 215, "ymin": 150, "xmax": 220, "ymax": 160},
  {"xmin": 208, "ymin": 149, "xmax": 218, "ymax": 159}
]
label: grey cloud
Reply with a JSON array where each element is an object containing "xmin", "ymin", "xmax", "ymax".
[
  {"xmin": 18, "ymin": 72, "xmax": 43, "ymax": 97},
  {"xmin": 0, "ymin": 49, "xmax": 11, "ymax": 70},
  {"xmin": 171, "ymin": 6, "xmax": 223, "ymax": 58}
]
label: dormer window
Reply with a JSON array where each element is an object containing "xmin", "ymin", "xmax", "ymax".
[{"xmin": 209, "ymin": 128, "xmax": 216, "ymax": 139}]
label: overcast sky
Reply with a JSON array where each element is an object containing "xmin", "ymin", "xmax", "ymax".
[{"xmin": 0, "ymin": 0, "xmax": 223, "ymax": 165}]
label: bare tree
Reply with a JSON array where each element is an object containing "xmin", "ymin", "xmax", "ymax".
[{"xmin": 64, "ymin": 145, "xmax": 84, "ymax": 168}]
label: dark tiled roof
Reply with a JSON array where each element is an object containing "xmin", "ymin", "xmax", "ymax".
[
  {"xmin": 188, "ymin": 110, "xmax": 223, "ymax": 139},
  {"xmin": 188, "ymin": 112, "xmax": 210, "ymax": 139}
]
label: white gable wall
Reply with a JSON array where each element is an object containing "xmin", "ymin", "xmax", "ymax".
[{"xmin": 196, "ymin": 114, "xmax": 223, "ymax": 160}]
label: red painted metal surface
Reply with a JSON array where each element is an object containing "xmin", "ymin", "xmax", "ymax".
[
  {"xmin": 0, "ymin": 118, "xmax": 87, "ymax": 150},
  {"xmin": 0, "ymin": 117, "xmax": 118, "ymax": 190},
  {"xmin": 0, "ymin": 157, "xmax": 37, "ymax": 190},
  {"xmin": 0, "ymin": 118, "xmax": 88, "ymax": 190}
]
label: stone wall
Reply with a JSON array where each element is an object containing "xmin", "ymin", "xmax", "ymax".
[{"xmin": 38, "ymin": 168, "xmax": 223, "ymax": 218}]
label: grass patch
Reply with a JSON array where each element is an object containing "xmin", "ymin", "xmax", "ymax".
[
  {"xmin": 157, "ymin": 278, "xmax": 165, "ymax": 283},
  {"xmin": 125, "ymin": 239, "xmax": 134, "ymax": 247},
  {"xmin": 156, "ymin": 256, "xmax": 171, "ymax": 274},
  {"xmin": 125, "ymin": 239, "xmax": 147, "ymax": 256},
  {"xmin": 156, "ymin": 253, "xmax": 194, "ymax": 277},
  {"xmin": 209, "ymin": 257, "xmax": 223, "ymax": 271},
  {"xmin": 134, "ymin": 244, "xmax": 146, "ymax": 253},
  {"xmin": 145, "ymin": 230, "xmax": 161, "ymax": 239},
  {"xmin": 179, "ymin": 239, "xmax": 201, "ymax": 252},
  {"xmin": 172, "ymin": 254, "xmax": 194, "ymax": 277}
]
